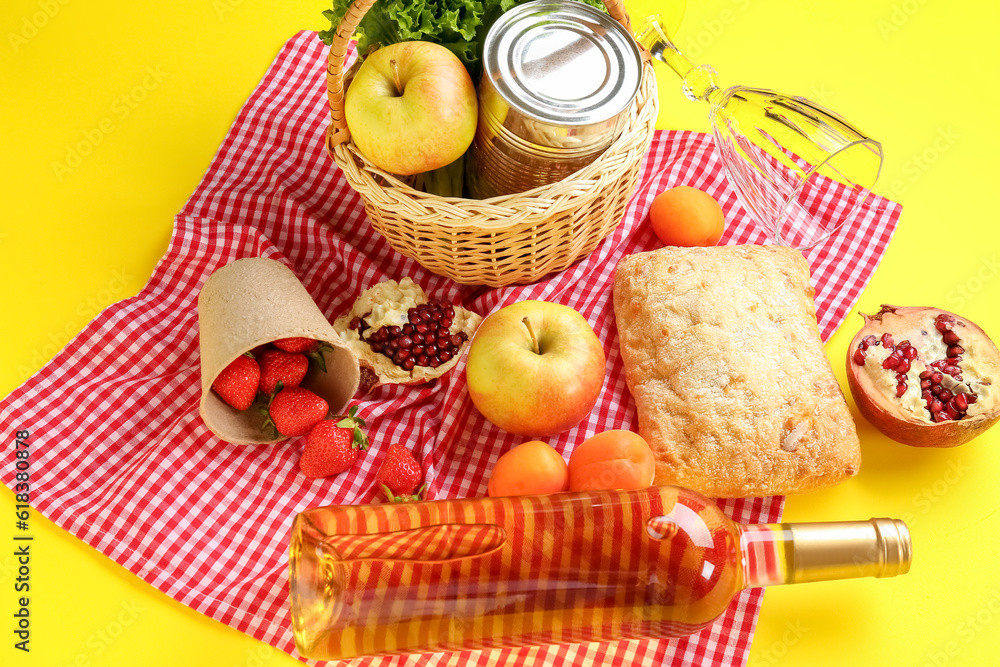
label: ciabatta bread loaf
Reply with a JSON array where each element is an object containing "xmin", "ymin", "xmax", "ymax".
[{"xmin": 613, "ymin": 245, "xmax": 860, "ymax": 498}]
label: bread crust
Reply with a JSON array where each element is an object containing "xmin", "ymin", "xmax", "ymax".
[{"xmin": 612, "ymin": 245, "xmax": 860, "ymax": 498}]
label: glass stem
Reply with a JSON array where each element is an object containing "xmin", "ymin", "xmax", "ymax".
[{"xmin": 635, "ymin": 14, "xmax": 723, "ymax": 104}]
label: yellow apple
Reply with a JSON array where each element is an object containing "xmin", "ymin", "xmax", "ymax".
[
  {"xmin": 345, "ymin": 41, "xmax": 478, "ymax": 176},
  {"xmin": 467, "ymin": 301, "xmax": 607, "ymax": 436}
]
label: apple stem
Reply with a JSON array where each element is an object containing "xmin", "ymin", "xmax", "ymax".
[
  {"xmin": 389, "ymin": 59, "xmax": 403, "ymax": 97},
  {"xmin": 522, "ymin": 317, "xmax": 540, "ymax": 355}
]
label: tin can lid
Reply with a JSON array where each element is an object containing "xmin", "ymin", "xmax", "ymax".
[{"xmin": 483, "ymin": 0, "xmax": 643, "ymax": 127}]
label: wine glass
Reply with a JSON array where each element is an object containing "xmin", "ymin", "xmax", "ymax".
[{"xmin": 635, "ymin": 14, "xmax": 884, "ymax": 250}]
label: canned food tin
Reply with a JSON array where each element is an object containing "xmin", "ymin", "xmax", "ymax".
[{"xmin": 467, "ymin": 0, "xmax": 643, "ymax": 199}]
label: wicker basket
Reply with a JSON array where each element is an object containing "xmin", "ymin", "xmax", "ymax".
[{"xmin": 325, "ymin": 0, "xmax": 657, "ymax": 287}]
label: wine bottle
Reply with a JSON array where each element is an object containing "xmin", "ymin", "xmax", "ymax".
[{"xmin": 289, "ymin": 486, "xmax": 910, "ymax": 660}]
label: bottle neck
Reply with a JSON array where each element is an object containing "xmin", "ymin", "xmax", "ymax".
[{"xmin": 739, "ymin": 519, "xmax": 912, "ymax": 589}]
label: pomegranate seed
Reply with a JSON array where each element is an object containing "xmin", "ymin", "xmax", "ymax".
[
  {"xmin": 931, "ymin": 372, "xmax": 944, "ymax": 384},
  {"xmin": 896, "ymin": 359, "xmax": 912, "ymax": 375},
  {"xmin": 931, "ymin": 385, "xmax": 942, "ymax": 395},
  {"xmin": 349, "ymin": 317, "xmax": 362, "ymax": 330},
  {"xmin": 881, "ymin": 333, "xmax": 895, "ymax": 348},
  {"xmin": 903, "ymin": 345, "xmax": 918, "ymax": 360},
  {"xmin": 920, "ymin": 379, "xmax": 932, "ymax": 390},
  {"xmin": 938, "ymin": 389, "xmax": 953, "ymax": 403},
  {"xmin": 862, "ymin": 335, "xmax": 878, "ymax": 349},
  {"xmin": 933, "ymin": 412, "xmax": 952, "ymax": 423},
  {"xmin": 360, "ymin": 300, "xmax": 467, "ymax": 370},
  {"xmin": 882, "ymin": 356, "xmax": 900, "ymax": 370},
  {"xmin": 919, "ymin": 370, "xmax": 933, "ymax": 380},
  {"xmin": 935, "ymin": 315, "xmax": 954, "ymax": 333},
  {"xmin": 438, "ymin": 350, "xmax": 453, "ymax": 362},
  {"xmin": 943, "ymin": 330, "xmax": 961, "ymax": 346},
  {"xmin": 895, "ymin": 382, "xmax": 907, "ymax": 398},
  {"xmin": 948, "ymin": 345, "xmax": 965, "ymax": 357},
  {"xmin": 922, "ymin": 390, "xmax": 933, "ymax": 401},
  {"xmin": 945, "ymin": 402, "xmax": 961, "ymax": 419},
  {"xmin": 929, "ymin": 400, "xmax": 944, "ymax": 413},
  {"xmin": 953, "ymin": 394, "xmax": 969, "ymax": 412},
  {"xmin": 968, "ymin": 394, "xmax": 978, "ymax": 404}
]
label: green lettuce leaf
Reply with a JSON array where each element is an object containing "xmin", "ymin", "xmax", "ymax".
[{"xmin": 319, "ymin": 0, "xmax": 606, "ymax": 80}]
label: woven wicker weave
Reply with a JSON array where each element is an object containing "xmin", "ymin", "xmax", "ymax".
[{"xmin": 325, "ymin": 0, "xmax": 657, "ymax": 287}]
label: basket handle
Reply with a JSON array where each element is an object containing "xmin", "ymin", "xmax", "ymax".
[{"xmin": 326, "ymin": 0, "xmax": 635, "ymax": 150}]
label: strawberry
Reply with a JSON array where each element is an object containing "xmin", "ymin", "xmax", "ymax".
[
  {"xmin": 299, "ymin": 406, "xmax": 370, "ymax": 478},
  {"xmin": 273, "ymin": 337, "xmax": 319, "ymax": 353},
  {"xmin": 262, "ymin": 386, "xmax": 328, "ymax": 437},
  {"xmin": 272, "ymin": 337, "xmax": 335, "ymax": 372},
  {"xmin": 211, "ymin": 352, "xmax": 260, "ymax": 410},
  {"xmin": 375, "ymin": 444, "xmax": 425, "ymax": 502},
  {"xmin": 258, "ymin": 348, "xmax": 309, "ymax": 396}
]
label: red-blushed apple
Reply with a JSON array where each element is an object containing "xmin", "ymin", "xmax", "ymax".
[
  {"xmin": 466, "ymin": 301, "xmax": 606, "ymax": 436},
  {"xmin": 345, "ymin": 41, "xmax": 478, "ymax": 176}
]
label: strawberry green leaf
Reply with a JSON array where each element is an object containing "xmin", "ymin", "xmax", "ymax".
[
  {"xmin": 308, "ymin": 344, "xmax": 334, "ymax": 373},
  {"xmin": 334, "ymin": 404, "xmax": 370, "ymax": 451},
  {"xmin": 381, "ymin": 483, "xmax": 427, "ymax": 503}
]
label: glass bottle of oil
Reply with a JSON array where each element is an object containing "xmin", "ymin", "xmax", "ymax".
[{"xmin": 289, "ymin": 486, "xmax": 910, "ymax": 660}]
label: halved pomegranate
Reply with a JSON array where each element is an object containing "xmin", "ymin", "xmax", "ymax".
[
  {"xmin": 333, "ymin": 277, "xmax": 481, "ymax": 395},
  {"xmin": 846, "ymin": 305, "xmax": 1000, "ymax": 447}
]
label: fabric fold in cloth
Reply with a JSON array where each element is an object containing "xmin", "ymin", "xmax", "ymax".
[{"xmin": 1, "ymin": 31, "xmax": 901, "ymax": 666}]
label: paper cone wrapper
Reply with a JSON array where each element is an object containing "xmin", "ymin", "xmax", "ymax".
[{"xmin": 198, "ymin": 258, "xmax": 359, "ymax": 445}]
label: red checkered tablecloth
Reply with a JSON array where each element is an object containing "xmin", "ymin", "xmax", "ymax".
[{"xmin": 1, "ymin": 31, "xmax": 900, "ymax": 666}]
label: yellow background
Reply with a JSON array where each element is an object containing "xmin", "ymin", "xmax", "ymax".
[{"xmin": 2, "ymin": 0, "xmax": 999, "ymax": 665}]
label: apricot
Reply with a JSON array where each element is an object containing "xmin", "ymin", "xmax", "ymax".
[
  {"xmin": 487, "ymin": 440, "xmax": 570, "ymax": 497},
  {"xmin": 567, "ymin": 430, "xmax": 655, "ymax": 492},
  {"xmin": 649, "ymin": 185, "xmax": 725, "ymax": 247}
]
